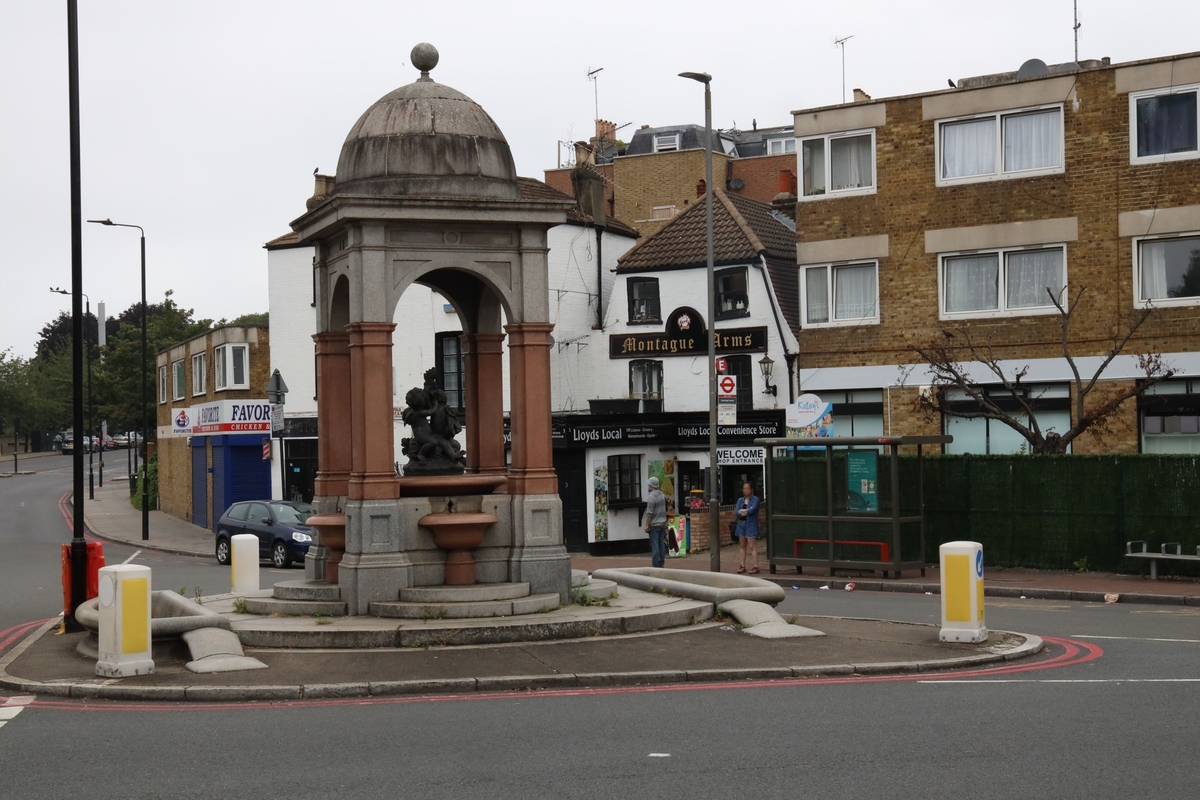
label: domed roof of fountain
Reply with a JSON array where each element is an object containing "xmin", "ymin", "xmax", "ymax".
[{"xmin": 333, "ymin": 43, "xmax": 521, "ymax": 201}]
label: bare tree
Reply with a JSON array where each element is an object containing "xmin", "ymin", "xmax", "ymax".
[{"xmin": 907, "ymin": 287, "xmax": 1174, "ymax": 454}]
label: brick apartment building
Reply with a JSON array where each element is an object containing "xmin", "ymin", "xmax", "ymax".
[
  {"xmin": 155, "ymin": 325, "xmax": 274, "ymax": 529},
  {"xmin": 545, "ymin": 120, "xmax": 799, "ymax": 241},
  {"xmin": 790, "ymin": 51, "xmax": 1200, "ymax": 455}
]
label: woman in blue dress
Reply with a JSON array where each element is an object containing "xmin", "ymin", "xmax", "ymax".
[{"xmin": 734, "ymin": 481, "xmax": 761, "ymax": 574}]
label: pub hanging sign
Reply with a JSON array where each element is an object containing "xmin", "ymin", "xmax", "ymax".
[{"xmin": 609, "ymin": 305, "xmax": 768, "ymax": 359}]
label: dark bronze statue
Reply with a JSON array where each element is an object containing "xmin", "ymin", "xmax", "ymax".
[{"xmin": 401, "ymin": 368, "xmax": 466, "ymax": 474}]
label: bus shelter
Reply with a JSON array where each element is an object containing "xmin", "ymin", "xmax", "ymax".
[{"xmin": 754, "ymin": 436, "xmax": 951, "ymax": 578}]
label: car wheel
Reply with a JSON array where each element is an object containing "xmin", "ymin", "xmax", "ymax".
[
  {"xmin": 272, "ymin": 541, "xmax": 290, "ymax": 569},
  {"xmin": 216, "ymin": 537, "xmax": 231, "ymax": 565}
]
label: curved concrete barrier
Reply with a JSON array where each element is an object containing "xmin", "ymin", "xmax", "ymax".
[
  {"xmin": 76, "ymin": 591, "xmax": 232, "ymax": 660},
  {"xmin": 591, "ymin": 567, "xmax": 786, "ymax": 606}
]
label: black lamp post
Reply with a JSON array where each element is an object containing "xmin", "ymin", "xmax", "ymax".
[
  {"xmin": 51, "ymin": 287, "xmax": 95, "ymax": 499},
  {"xmin": 679, "ymin": 69, "xmax": 720, "ymax": 573},
  {"xmin": 88, "ymin": 218, "xmax": 149, "ymax": 540},
  {"xmin": 758, "ymin": 354, "xmax": 777, "ymax": 396}
]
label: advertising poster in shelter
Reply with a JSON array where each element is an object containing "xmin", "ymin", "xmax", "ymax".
[
  {"xmin": 648, "ymin": 459, "xmax": 676, "ymax": 513},
  {"xmin": 666, "ymin": 515, "xmax": 687, "ymax": 556},
  {"xmin": 593, "ymin": 460, "xmax": 609, "ymax": 541},
  {"xmin": 847, "ymin": 450, "xmax": 879, "ymax": 512}
]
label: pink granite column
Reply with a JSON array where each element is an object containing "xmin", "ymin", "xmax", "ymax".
[
  {"xmin": 346, "ymin": 322, "xmax": 400, "ymax": 501},
  {"xmin": 462, "ymin": 332, "xmax": 507, "ymax": 480},
  {"xmin": 312, "ymin": 332, "xmax": 351, "ymax": 499},
  {"xmin": 505, "ymin": 323, "xmax": 557, "ymax": 495}
]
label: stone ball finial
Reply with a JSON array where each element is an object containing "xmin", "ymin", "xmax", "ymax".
[{"xmin": 411, "ymin": 43, "xmax": 439, "ymax": 79}]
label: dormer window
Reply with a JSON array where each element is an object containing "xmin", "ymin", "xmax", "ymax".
[
  {"xmin": 654, "ymin": 133, "xmax": 681, "ymax": 152},
  {"xmin": 767, "ymin": 138, "xmax": 796, "ymax": 155}
]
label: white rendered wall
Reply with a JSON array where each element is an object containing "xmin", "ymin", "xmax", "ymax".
[
  {"xmin": 266, "ymin": 245, "xmax": 318, "ymax": 416},
  {"xmin": 584, "ymin": 444, "xmax": 712, "ymax": 543},
  {"xmin": 599, "ymin": 259, "xmax": 798, "ymax": 413}
]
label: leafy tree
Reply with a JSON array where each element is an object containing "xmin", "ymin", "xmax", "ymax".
[
  {"xmin": 214, "ymin": 311, "xmax": 269, "ymax": 327},
  {"xmin": 908, "ymin": 287, "xmax": 1174, "ymax": 454},
  {"xmin": 0, "ymin": 350, "xmax": 34, "ymax": 439}
]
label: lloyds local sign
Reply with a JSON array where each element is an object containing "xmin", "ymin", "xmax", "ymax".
[{"xmin": 609, "ymin": 305, "xmax": 767, "ymax": 358}]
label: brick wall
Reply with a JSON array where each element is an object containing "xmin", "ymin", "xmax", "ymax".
[
  {"xmin": 612, "ymin": 149, "xmax": 732, "ymax": 241},
  {"xmin": 795, "ymin": 60, "xmax": 1200, "ymax": 454},
  {"xmin": 729, "ymin": 154, "xmax": 798, "ymax": 204},
  {"xmin": 158, "ymin": 437, "xmax": 191, "ymax": 519}
]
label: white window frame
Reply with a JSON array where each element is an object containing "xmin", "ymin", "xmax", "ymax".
[
  {"xmin": 191, "ymin": 353, "xmax": 206, "ymax": 396},
  {"xmin": 767, "ymin": 137, "xmax": 796, "ymax": 156},
  {"xmin": 158, "ymin": 365, "xmax": 168, "ymax": 404},
  {"xmin": 937, "ymin": 244, "xmax": 1068, "ymax": 320},
  {"xmin": 799, "ymin": 260, "xmax": 880, "ymax": 328},
  {"xmin": 171, "ymin": 359, "xmax": 186, "ymax": 401},
  {"xmin": 934, "ymin": 104, "xmax": 1065, "ymax": 187},
  {"xmin": 1129, "ymin": 84, "xmax": 1200, "ymax": 165},
  {"xmin": 653, "ymin": 133, "xmax": 681, "ymax": 153},
  {"xmin": 1132, "ymin": 231, "xmax": 1200, "ymax": 309},
  {"xmin": 214, "ymin": 343, "xmax": 250, "ymax": 391},
  {"xmin": 798, "ymin": 128, "xmax": 876, "ymax": 201}
]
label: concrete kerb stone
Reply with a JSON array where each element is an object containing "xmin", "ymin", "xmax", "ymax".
[
  {"xmin": 593, "ymin": 567, "xmax": 785, "ymax": 606},
  {"xmin": 768, "ymin": 575, "xmax": 1199, "ymax": 606},
  {"xmin": 368, "ymin": 678, "xmax": 478, "ymax": 697}
]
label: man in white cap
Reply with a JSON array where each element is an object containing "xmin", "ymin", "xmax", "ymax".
[{"xmin": 643, "ymin": 476, "xmax": 668, "ymax": 567}]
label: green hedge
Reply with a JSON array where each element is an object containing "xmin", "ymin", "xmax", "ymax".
[
  {"xmin": 770, "ymin": 454, "xmax": 1200, "ymax": 575},
  {"xmin": 132, "ymin": 459, "xmax": 158, "ymax": 512}
]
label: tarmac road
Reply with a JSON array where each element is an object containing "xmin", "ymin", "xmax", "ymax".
[{"xmin": 2, "ymin": 463, "xmax": 1197, "ymax": 798}]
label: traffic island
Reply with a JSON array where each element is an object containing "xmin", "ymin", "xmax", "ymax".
[{"xmin": 0, "ymin": 611, "xmax": 1043, "ymax": 702}]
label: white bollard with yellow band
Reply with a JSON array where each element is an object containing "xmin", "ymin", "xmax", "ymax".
[
  {"xmin": 95, "ymin": 564, "xmax": 155, "ymax": 677},
  {"xmin": 939, "ymin": 541, "xmax": 987, "ymax": 643},
  {"xmin": 231, "ymin": 534, "xmax": 259, "ymax": 594}
]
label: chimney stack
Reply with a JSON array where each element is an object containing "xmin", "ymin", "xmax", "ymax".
[
  {"xmin": 696, "ymin": 178, "xmax": 707, "ymax": 199},
  {"xmin": 852, "ymin": 88, "xmax": 872, "ymax": 103},
  {"xmin": 594, "ymin": 119, "xmax": 617, "ymax": 141}
]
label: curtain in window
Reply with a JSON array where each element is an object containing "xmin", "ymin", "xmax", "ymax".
[
  {"xmin": 833, "ymin": 264, "xmax": 876, "ymax": 319},
  {"xmin": 802, "ymin": 139, "xmax": 826, "ymax": 195},
  {"xmin": 805, "ymin": 267, "xmax": 829, "ymax": 323},
  {"xmin": 941, "ymin": 118, "xmax": 995, "ymax": 179},
  {"xmin": 233, "ymin": 348, "xmax": 246, "ymax": 386},
  {"xmin": 1140, "ymin": 240, "xmax": 1169, "ymax": 300},
  {"xmin": 1007, "ymin": 248, "xmax": 1063, "ymax": 308},
  {"xmin": 1136, "ymin": 92, "xmax": 1198, "ymax": 157},
  {"xmin": 830, "ymin": 134, "xmax": 872, "ymax": 190},
  {"xmin": 1003, "ymin": 110, "xmax": 1061, "ymax": 171},
  {"xmin": 944, "ymin": 254, "xmax": 999, "ymax": 312}
]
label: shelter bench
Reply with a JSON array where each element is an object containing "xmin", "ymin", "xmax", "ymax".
[
  {"xmin": 1125, "ymin": 541, "xmax": 1200, "ymax": 580},
  {"xmin": 793, "ymin": 538, "xmax": 890, "ymax": 563}
]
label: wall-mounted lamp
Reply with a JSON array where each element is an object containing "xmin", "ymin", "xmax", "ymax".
[{"xmin": 758, "ymin": 354, "xmax": 777, "ymax": 396}]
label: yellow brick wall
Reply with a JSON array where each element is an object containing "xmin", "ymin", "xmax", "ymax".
[
  {"xmin": 796, "ymin": 64, "xmax": 1200, "ymax": 454},
  {"xmin": 613, "ymin": 149, "xmax": 732, "ymax": 240}
]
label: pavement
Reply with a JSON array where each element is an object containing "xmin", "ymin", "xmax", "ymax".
[{"xmin": 77, "ymin": 477, "xmax": 1200, "ymax": 607}]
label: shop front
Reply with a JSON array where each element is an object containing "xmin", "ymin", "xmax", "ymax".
[{"xmin": 529, "ymin": 410, "xmax": 784, "ymax": 555}]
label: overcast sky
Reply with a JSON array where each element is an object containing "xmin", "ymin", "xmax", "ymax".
[{"xmin": 2, "ymin": 1, "xmax": 1197, "ymax": 357}]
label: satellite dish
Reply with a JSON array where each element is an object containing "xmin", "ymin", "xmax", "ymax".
[
  {"xmin": 729, "ymin": 178, "xmax": 745, "ymax": 190},
  {"xmin": 1017, "ymin": 58, "xmax": 1049, "ymax": 80},
  {"xmin": 1055, "ymin": 61, "xmax": 1081, "ymax": 73}
]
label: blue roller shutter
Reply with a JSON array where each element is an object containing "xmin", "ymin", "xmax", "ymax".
[
  {"xmin": 191, "ymin": 440, "xmax": 207, "ymax": 529},
  {"xmin": 228, "ymin": 443, "xmax": 271, "ymax": 505}
]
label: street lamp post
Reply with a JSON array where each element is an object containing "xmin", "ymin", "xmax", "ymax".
[
  {"xmin": 679, "ymin": 70, "xmax": 721, "ymax": 573},
  {"xmin": 88, "ymin": 218, "xmax": 149, "ymax": 540},
  {"xmin": 51, "ymin": 287, "xmax": 94, "ymax": 499}
]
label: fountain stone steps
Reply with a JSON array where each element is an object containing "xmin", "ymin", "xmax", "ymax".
[
  {"xmin": 273, "ymin": 580, "xmax": 342, "ymax": 602},
  {"xmin": 399, "ymin": 582, "xmax": 531, "ymax": 604},
  {"xmin": 370, "ymin": 593, "xmax": 561, "ymax": 620}
]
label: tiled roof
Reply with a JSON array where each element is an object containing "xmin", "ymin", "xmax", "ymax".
[
  {"xmin": 616, "ymin": 189, "xmax": 795, "ymax": 271},
  {"xmin": 516, "ymin": 177, "xmax": 639, "ymax": 238},
  {"xmin": 264, "ymin": 231, "xmax": 302, "ymax": 249}
]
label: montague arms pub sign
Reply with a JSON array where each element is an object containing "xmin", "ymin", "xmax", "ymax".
[{"xmin": 609, "ymin": 306, "xmax": 767, "ymax": 359}]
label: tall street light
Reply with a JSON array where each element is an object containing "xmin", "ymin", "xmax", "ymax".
[
  {"xmin": 65, "ymin": 0, "xmax": 87, "ymax": 631},
  {"xmin": 88, "ymin": 218, "xmax": 149, "ymax": 541},
  {"xmin": 679, "ymin": 70, "xmax": 721, "ymax": 574},
  {"xmin": 51, "ymin": 287, "xmax": 95, "ymax": 499}
]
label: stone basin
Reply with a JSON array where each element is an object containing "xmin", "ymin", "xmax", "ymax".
[
  {"xmin": 399, "ymin": 474, "xmax": 506, "ymax": 496},
  {"xmin": 306, "ymin": 513, "xmax": 346, "ymax": 584},
  {"xmin": 419, "ymin": 511, "xmax": 498, "ymax": 585}
]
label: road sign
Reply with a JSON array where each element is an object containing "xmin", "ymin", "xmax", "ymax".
[
  {"xmin": 718, "ymin": 375, "xmax": 738, "ymax": 425},
  {"xmin": 715, "ymin": 357, "xmax": 728, "ymax": 374},
  {"xmin": 717, "ymin": 375, "xmax": 737, "ymax": 399},
  {"xmin": 271, "ymin": 404, "xmax": 285, "ymax": 433}
]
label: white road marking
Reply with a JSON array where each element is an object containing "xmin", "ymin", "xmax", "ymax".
[
  {"xmin": 921, "ymin": 679, "xmax": 1200, "ymax": 684},
  {"xmin": 1072, "ymin": 635, "xmax": 1200, "ymax": 643},
  {"xmin": 648, "ymin": 753, "xmax": 671, "ymax": 757},
  {"xmin": 0, "ymin": 696, "xmax": 36, "ymax": 728}
]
